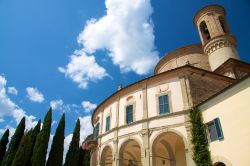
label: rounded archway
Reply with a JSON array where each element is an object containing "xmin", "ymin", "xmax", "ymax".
[
  {"xmin": 119, "ymin": 139, "xmax": 142, "ymax": 166},
  {"xmin": 100, "ymin": 146, "xmax": 113, "ymax": 166},
  {"xmin": 152, "ymin": 132, "xmax": 187, "ymax": 166}
]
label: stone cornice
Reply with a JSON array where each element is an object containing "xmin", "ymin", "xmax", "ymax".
[
  {"xmin": 97, "ymin": 109, "xmax": 191, "ymax": 139},
  {"xmin": 203, "ymin": 35, "xmax": 237, "ymax": 55}
]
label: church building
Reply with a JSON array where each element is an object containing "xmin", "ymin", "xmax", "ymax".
[{"xmin": 83, "ymin": 5, "xmax": 250, "ymax": 166}]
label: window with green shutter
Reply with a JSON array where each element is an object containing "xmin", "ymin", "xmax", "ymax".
[
  {"xmin": 207, "ymin": 118, "xmax": 224, "ymax": 142},
  {"xmin": 105, "ymin": 116, "xmax": 110, "ymax": 132},
  {"xmin": 159, "ymin": 95, "xmax": 169, "ymax": 115},
  {"xmin": 93, "ymin": 123, "xmax": 99, "ymax": 140},
  {"xmin": 126, "ymin": 105, "xmax": 133, "ymax": 124}
]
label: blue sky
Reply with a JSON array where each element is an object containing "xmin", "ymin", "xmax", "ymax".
[{"xmin": 0, "ymin": 0, "xmax": 250, "ymax": 149}]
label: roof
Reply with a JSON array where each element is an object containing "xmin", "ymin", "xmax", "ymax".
[
  {"xmin": 214, "ymin": 58, "xmax": 250, "ymax": 73},
  {"xmin": 196, "ymin": 75, "xmax": 250, "ymax": 108},
  {"xmin": 154, "ymin": 44, "xmax": 204, "ymax": 74},
  {"xmin": 193, "ymin": 4, "xmax": 225, "ymax": 25}
]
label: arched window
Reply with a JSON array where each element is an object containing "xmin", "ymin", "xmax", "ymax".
[
  {"xmin": 219, "ymin": 16, "xmax": 230, "ymax": 34},
  {"xmin": 200, "ymin": 21, "xmax": 211, "ymax": 41}
]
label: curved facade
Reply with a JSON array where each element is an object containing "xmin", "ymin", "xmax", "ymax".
[
  {"xmin": 92, "ymin": 74, "xmax": 193, "ymax": 166},
  {"xmin": 85, "ymin": 4, "xmax": 250, "ymax": 166},
  {"xmin": 89, "ymin": 65, "xmax": 235, "ymax": 166}
]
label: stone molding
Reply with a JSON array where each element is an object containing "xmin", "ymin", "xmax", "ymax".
[
  {"xmin": 96, "ymin": 109, "xmax": 191, "ymax": 139},
  {"xmin": 203, "ymin": 35, "xmax": 236, "ymax": 55}
]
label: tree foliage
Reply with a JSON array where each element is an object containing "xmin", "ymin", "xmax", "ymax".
[
  {"xmin": 31, "ymin": 108, "xmax": 52, "ymax": 166},
  {"xmin": 46, "ymin": 113, "xmax": 65, "ymax": 166},
  {"xmin": 11, "ymin": 120, "xmax": 41, "ymax": 166},
  {"xmin": 78, "ymin": 147, "xmax": 90, "ymax": 166},
  {"xmin": 0, "ymin": 129, "xmax": 9, "ymax": 165},
  {"xmin": 1, "ymin": 117, "xmax": 25, "ymax": 166},
  {"xmin": 64, "ymin": 119, "xmax": 80, "ymax": 166},
  {"xmin": 190, "ymin": 108, "xmax": 212, "ymax": 166}
]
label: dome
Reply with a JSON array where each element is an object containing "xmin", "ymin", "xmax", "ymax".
[{"xmin": 154, "ymin": 44, "xmax": 211, "ymax": 74}]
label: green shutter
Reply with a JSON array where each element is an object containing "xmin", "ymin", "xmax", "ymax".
[
  {"xmin": 126, "ymin": 105, "xmax": 133, "ymax": 124},
  {"xmin": 214, "ymin": 118, "xmax": 224, "ymax": 140},
  {"xmin": 105, "ymin": 116, "xmax": 110, "ymax": 132},
  {"xmin": 159, "ymin": 95, "xmax": 169, "ymax": 114}
]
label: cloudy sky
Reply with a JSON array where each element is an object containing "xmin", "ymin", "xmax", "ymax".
[{"xmin": 0, "ymin": 0, "xmax": 250, "ymax": 152}]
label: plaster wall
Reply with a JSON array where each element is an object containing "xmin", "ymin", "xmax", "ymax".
[
  {"xmin": 200, "ymin": 78, "xmax": 250, "ymax": 166},
  {"xmin": 147, "ymin": 78, "xmax": 184, "ymax": 118},
  {"xmin": 101, "ymin": 132, "xmax": 114, "ymax": 144},
  {"xmin": 209, "ymin": 47, "xmax": 239, "ymax": 71},
  {"xmin": 101, "ymin": 101, "xmax": 118, "ymax": 134},
  {"xmin": 118, "ymin": 123, "xmax": 142, "ymax": 136},
  {"xmin": 148, "ymin": 115, "xmax": 185, "ymax": 129},
  {"xmin": 118, "ymin": 89, "xmax": 143, "ymax": 126}
]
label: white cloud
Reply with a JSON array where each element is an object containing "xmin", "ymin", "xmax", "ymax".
[
  {"xmin": 52, "ymin": 120, "xmax": 57, "ymax": 126},
  {"xmin": 64, "ymin": 133, "xmax": 72, "ymax": 161},
  {"xmin": 26, "ymin": 87, "xmax": 44, "ymax": 103},
  {"xmin": 47, "ymin": 134, "xmax": 54, "ymax": 160},
  {"xmin": 50, "ymin": 99, "xmax": 82, "ymax": 114},
  {"xmin": 58, "ymin": 50, "xmax": 108, "ymax": 89},
  {"xmin": 0, "ymin": 77, "xmax": 16, "ymax": 117},
  {"xmin": 0, "ymin": 75, "xmax": 37, "ymax": 132},
  {"xmin": 63, "ymin": 115, "xmax": 93, "ymax": 161},
  {"xmin": 81, "ymin": 101, "xmax": 97, "ymax": 113},
  {"xmin": 12, "ymin": 109, "xmax": 37, "ymax": 129},
  {"xmin": 7, "ymin": 87, "xmax": 18, "ymax": 95},
  {"xmin": 0, "ymin": 125, "xmax": 15, "ymax": 138},
  {"xmin": 50, "ymin": 99, "xmax": 63, "ymax": 110},
  {"xmin": 79, "ymin": 115, "xmax": 93, "ymax": 143},
  {"xmin": 78, "ymin": 0, "xmax": 159, "ymax": 74}
]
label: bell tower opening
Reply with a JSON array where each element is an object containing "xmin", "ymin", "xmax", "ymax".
[
  {"xmin": 200, "ymin": 21, "xmax": 211, "ymax": 42},
  {"xmin": 219, "ymin": 16, "xmax": 230, "ymax": 34}
]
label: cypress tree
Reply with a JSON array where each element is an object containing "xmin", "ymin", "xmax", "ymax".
[
  {"xmin": 11, "ymin": 120, "xmax": 41, "ymax": 166},
  {"xmin": 78, "ymin": 147, "xmax": 90, "ymax": 166},
  {"xmin": 46, "ymin": 113, "xmax": 65, "ymax": 166},
  {"xmin": 64, "ymin": 119, "xmax": 80, "ymax": 166},
  {"xmin": 0, "ymin": 129, "xmax": 9, "ymax": 165},
  {"xmin": 1, "ymin": 117, "xmax": 25, "ymax": 166},
  {"xmin": 26, "ymin": 120, "xmax": 41, "ymax": 166},
  {"xmin": 190, "ymin": 108, "xmax": 212, "ymax": 166},
  {"xmin": 11, "ymin": 131, "xmax": 30, "ymax": 166},
  {"xmin": 31, "ymin": 108, "xmax": 52, "ymax": 166}
]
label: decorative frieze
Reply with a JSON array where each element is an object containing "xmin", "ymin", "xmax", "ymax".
[{"xmin": 203, "ymin": 35, "xmax": 236, "ymax": 55}]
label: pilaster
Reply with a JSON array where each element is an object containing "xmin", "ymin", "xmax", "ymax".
[
  {"xmin": 113, "ymin": 97, "xmax": 120, "ymax": 166},
  {"xmin": 184, "ymin": 113, "xmax": 195, "ymax": 166},
  {"xmin": 141, "ymin": 83, "xmax": 150, "ymax": 166}
]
